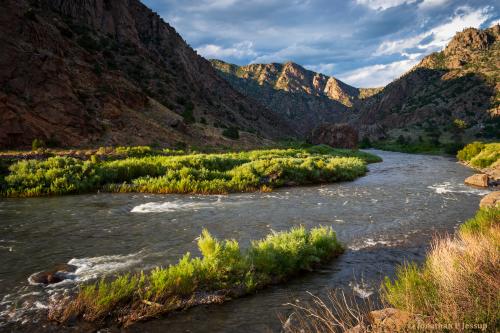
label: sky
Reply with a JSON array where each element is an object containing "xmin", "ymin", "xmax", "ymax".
[{"xmin": 141, "ymin": 0, "xmax": 500, "ymax": 87}]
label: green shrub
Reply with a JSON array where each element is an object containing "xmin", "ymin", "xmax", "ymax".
[
  {"xmin": 181, "ymin": 107, "xmax": 195, "ymax": 124},
  {"xmin": 359, "ymin": 137, "xmax": 372, "ymax": 149},
  {"xmin": 383, "ymin": 263, "xmax": 438, "ymax": 314},
  {"xmin": 456, "ymin": 141, "xmax": 485, "ymax": 162},
  {"xmin": 396, "ymin": 135, "xmax": 408, "ymax": 145},
  {"xmin": 77, "ymin": 33, "xmax": 100, "ymax": 52},
  {"xmin": 372, "ymin": 141, "xmax": 441, "ymax": 154},
  {"xmin": 453, "ymin": 118, "xmax": 467, "ymax": 129},
  {"xmin": 457, "ymin": 142, "xmax": 499, "ymax": 167},
  {"xmin": 442, "ymin": 142, "xmax": 463, "ymax": 155},
  {"xmin": 114, "ymin": 146, "xmax": 155, "ymax": 158},
  {"xmin": 4, "ymin": 157, "xmax": 100, "ymax": 196},
  {"xmin": 222, "ymin": 127, "xmax": 239, "ymax": 140},
  {"xmin": 459, "ymin": 207, "xmax": 500, "ymax": 235},
  {"xmin": 1, "ymin": 146, "xmax": 380, "ymax": 197},
  {"xmin": 52, "ymin": 226, "xmax": 343, "ymax": 324},
  {"xmin": 32, "ymin": 138, "xmax": 45, "ymax": 151}
]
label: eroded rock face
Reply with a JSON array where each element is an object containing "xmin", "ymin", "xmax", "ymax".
[
  {"xmin": 310, "ymin": 123, "xmax": 358, "ymax": 149},
  {"xmin": 464, "ymin": 174, "xmax": 489, "ymax": 188},
  {"xmin": 211, "ymin": 60, "xmax": 381, "ymax": 136},
  {"xmin": 0, "ymin": 0, "xmax": 293, "ymax": 148}
]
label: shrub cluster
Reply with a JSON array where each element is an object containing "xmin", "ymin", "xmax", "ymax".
[
  {"xmin": 49, "ymin": 226, "xmax": 343, "ymax": 325},
  {"xmin": 1, "ymin": 146, "xmax": 381, "ymax": 197}
]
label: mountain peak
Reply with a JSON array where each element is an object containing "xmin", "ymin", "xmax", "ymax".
[
  {"xmin": 444, "ymin": 25, "xmax": 499, "ymax": 56},
  {"xmin": 212, "ymin": 59, "xmax": 363, "ymax": 107}
]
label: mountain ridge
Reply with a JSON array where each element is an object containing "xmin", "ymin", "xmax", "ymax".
[
  {"xmin": 355, "ymin": 24, "xmax": 499, "ymax": 143},
  {"xmin": 0, "ymin": 0, "xmax": 294, "ymax": 148},
  {"xmin": 211, "ymin": 59, "xmax": 381, "ymax": 136},
  {"xmin": 211, "ymin": 59, "xmax": 381, "ymax": 107},
  {"xmin": 212, "ymin": 25, "xmax": 499, "ymax": 145}
]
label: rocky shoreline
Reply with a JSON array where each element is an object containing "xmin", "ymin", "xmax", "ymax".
[
  {"xmin": 461, "ymin": 160, "xmax": 499, "ymax": 208},
  {"xmin": 461, "ymin": 160, "xmax": 500, "ymax": 188},
  {"xmin": 342, "ymin": 187, "xmax": 499, "ymax": 333}
]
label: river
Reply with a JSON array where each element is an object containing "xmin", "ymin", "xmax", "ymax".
[{"xmin": 0, "ymin": 150, "xmax": 490, "ymax": 332}]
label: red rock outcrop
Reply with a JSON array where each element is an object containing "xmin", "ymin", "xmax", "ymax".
[{"xmin": 310, "ymin": 123, "xmax": 358, "ymax": 149}]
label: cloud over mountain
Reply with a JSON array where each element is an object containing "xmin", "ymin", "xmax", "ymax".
[{"xmin": 144, "ymin": 0, "xmax": 499, "ymax": 87}]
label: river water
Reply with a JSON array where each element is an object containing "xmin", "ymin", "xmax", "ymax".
[{"xmin": 0, "ymin": 150, "xmax": 490, "ymax": 332}]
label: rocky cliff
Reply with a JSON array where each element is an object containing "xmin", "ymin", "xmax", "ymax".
[
  {"xmin": 0, "ymin": 0, "xmax": 294, "ymax": 148},
  {"xmin": 211, "ymin": 60, "xmax": 380, "ymax": 136},
  {"xmin": 212, "ymin": 26, "xmax": 499, "ymax": 146},
  {"xmin": 355, "ymin": 25, "xmax": 500, "ymax": 142}
]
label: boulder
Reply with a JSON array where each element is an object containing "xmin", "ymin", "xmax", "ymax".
[
  {"xmin": 369, "ymin": 308, "xmax": 412, "ymax": 332},
  {"xmin": 480, "ymin": 191, "xmax": 500, "ymax": 208},
  {"xmin": 29, "ymin": 264, "xmax": 77, "ymax": 285},
  {"xmin": 345, "ymin": 308, "xmax": 414, "ymax": 333},
  {"xmin": 464, "ymin": 174, "xmax": 489, "ymax": 188},
  {"xmin": 30, "ymin": 271, "xmax": 64, "ymax": 284},
  {"xmin": 310, "ymin": 123, "xmax": 358, "ymax": 149}
]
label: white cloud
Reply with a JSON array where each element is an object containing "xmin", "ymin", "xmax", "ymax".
[
  {"xmin": 305, "ymin": 63, "xmax": 336, "ymax": 76},
  {"xmin": 488, "ymin": 18, "xmax": 500, "ymax": 27},
  {"xmin": 355, "ymin": 0, "xmax": 417, "ymax": 11},
  {"xmin": 337, "ymin": 58, "xmax": 420, "ymax": 87},
  {"xmin": 196, "ymin": 41, "xmax": 257, "ymax": 59},
  {"xmin": 376, "ymin": 6, "xmax": 493, "ymax": 55},
  {"xmin": 187, "ymin": 0, "xmax": 239, "ymax": 10},
  {"xmin": 250, "ymin": 44, "xmax": 332, "ymax": 64},
  {"xmin": 418, "ymin": 0, "xmax": 449, "ymax": 10}
]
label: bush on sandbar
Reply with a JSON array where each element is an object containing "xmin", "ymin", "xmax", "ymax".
[{"xmin": 49, "ymin": 226, "xmax": 343, "ymax": 325}]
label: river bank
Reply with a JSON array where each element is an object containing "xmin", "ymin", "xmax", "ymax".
[
  {"xmin": 0, "ymin": 150, "xmax": 485, "ymax": 332},
  {"xmin": 284, "ymin": 144, "xmax": 500, "ymax": 333}
]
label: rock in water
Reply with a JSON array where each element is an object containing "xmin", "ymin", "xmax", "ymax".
[
  {"xmin": 464, "ymin": 174, "xmax": 489, "ymax": 188},
  {"xmin": 480, "ymin": 191, "xmax": 500, "ymax": 208},
  {"xmin": 310, "ymin": 123, "xmax": 358, "ymax": 149},
  {"xmin": 29, "ymin": 264, "xmax": 77, "ymax": 285}
]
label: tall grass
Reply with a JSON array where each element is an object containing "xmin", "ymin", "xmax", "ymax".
[
  {"xmin": 457, "ymin": 142, "xmax": 500, "ymax": 168},
  {"xmin": 2, "ymin": 146, "xmax": 381, "ymax": 197},
  {"xmin": 383, "ymin": 208, "xmax": 500, "ymax": 326},
  {"xmin": 282, "ymin": 290, "xmax": 377, "ymax": 333},
  {"xmin": 49, "ymin": 226, "xmax": 343, "ymax": 326},
  {"xmin": 283, "ymin": 208, "xmax": 499, "ymax": 332}
]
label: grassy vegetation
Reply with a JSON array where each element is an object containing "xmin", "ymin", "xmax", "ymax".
[
  {"xmin": 457, "ymin": 141, "xmax": 500, "ymax": 168},
  {"xmin": 370, "ymin": 141, "xmax": 444, "ymax": 155},
  {"xmin": 383, "ymin": 207, "xmax": 500, "ymax": 327},
  {"xmin": 49, "ymin": 226, "xmax": 343, "ymax": 325},
  {"xmin": 364, "ymin": 131, "xmax": 468, "ymax": 155},
  {"xmin": 0, "ymin": 145, "xmax": 381, "ymax": 197}
]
